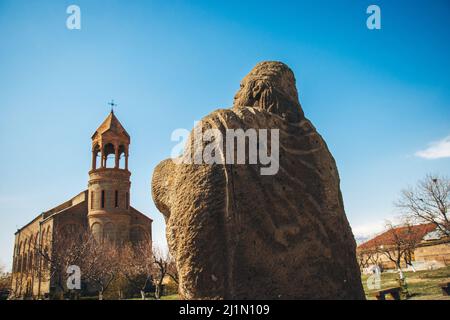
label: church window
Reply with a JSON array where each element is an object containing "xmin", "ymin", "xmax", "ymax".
[
  {"xmin": 23, "ymin": 254, "xmax": 28, "ymax": 273},
  {"xmin": 104, "ymin": 143, "xmax": 115, "ymax": 168},
  {"xmin": 126, "ymin": 192, "xmax": 129, "ymax": 209},
  {"xmin": 91, "ymin": 191, "xmax": 94, "ymax": 209},
  {"xmin": 43, "ymin": 246, "xmax": 49, "ymax": 271},
  {"xmin": 115, "ymin": 190, "xmax": 119, "ymax": 208},
  {"xmin": 118, "ymin": 145, "xmax": 126, "ymax": 169},
  {"xmin": 101, "ymin": 190, "xmax": 105, "ymax": 208},
  {"xmin": 91, "ymin": 223, "xmax": 102, "ymax": 242},
  {"xmin": 28, "ymin": 252, "xmax": 33, "ymax": 273}
]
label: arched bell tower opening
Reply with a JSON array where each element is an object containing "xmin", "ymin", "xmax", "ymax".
[{"xmin": 88, "ymin": 111, "xmax": 132, "ymax": 242}]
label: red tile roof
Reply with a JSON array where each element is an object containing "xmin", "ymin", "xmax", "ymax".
[{"xmin": 357, "ymin": 223, "xmax": 436, "ymax": 250}]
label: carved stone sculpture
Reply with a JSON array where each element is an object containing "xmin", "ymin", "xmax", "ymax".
[{"xmin": 152, "ymin": 61, "xmax": 365, "ymax": 300}]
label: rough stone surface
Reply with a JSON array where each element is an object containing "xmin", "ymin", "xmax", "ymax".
[{"xmin": 152, "ymin": 61, "xmax": 365, "ymax": 300}]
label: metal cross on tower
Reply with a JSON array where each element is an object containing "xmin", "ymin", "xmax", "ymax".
[{"xmin": 108, "ymin": 100, "xmax": 117, "ymax": 113}]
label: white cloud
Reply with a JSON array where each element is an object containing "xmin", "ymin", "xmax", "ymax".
[
  {"xmin": 351, "ymin": 222, "xmax": 385, "ymax": 239},
  {"xmin": 415, "ymin": 135, "xmax": 450, "ymax": 159}
]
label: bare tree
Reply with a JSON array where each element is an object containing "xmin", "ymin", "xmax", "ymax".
[
  {"xmin": 0, "ymin": 264, "xmax": 12, "ymax": 299},
  {"xmin": 81, "ymin": 239, "xmax": 120, "ymax": 300},
  {"xmin": 11, "ymin": 256, "xmax": 25, "ymax": 299},
  {"xmin": 166, "ymin": 253, "xmax": 178, "ymax": 286},
  {"xmin": 357, "ymin": 249, "xmax": 384, "ymax": 273},
  {"xmin": 121, "ymin": 243, "xmax": 178, "ymax": 300},
  {"xmin": 368, "ymin": 251, "xmax": 383, "ymax": 271},
  {"xmin": 374, "ymin": 220, "xmax": 422, "ymax": 294},
  {"xmin": 120, "ymin": 240, "xmax": 154, "ymax": 300},
  {"xmin": 396, "ymin": 174, "xmax": 450, "ymax": 236},
  {"xmin": 30, "ymin": 226, "xmax": 92, "ymax": 299},
  {"xmin": 374, "ymin": 220, "xmax": 422, "ymax": 271},
  {"xmin": 356, "ymin": 250, "xmax": 372, "ymax": 271},
  {"xmin": 151, "ymin": 247, "xmax": 179, "ymax": 299}
]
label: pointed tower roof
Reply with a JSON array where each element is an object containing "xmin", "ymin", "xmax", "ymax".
[{"xmin": 92, "ymin": 111, "xmax": 130, "ymax": 140}]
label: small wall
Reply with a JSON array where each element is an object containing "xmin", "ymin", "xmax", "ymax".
[{"xmin": 414, "ymin": 242, "xmax": 450, "ymax": 266}]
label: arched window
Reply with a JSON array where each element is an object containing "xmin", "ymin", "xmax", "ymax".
[
  {"xmin": 28, "ymin": 251, "xmax": 33, "ymax": 273},
  {"xmin": 92, "ymin": 144, "xmax": 100, "ymax": 170},
  {"xmin": 42, "ymin": 226, "xmax": 51, "ymax": 245},
  {"xmin": 115, "ymin": 190, "xmax": 119, "ymax": 208},
  {"xmin": 91, "ymin": 191, "xmax": 95, "ymax": 209},
  {"xmin": 43, "ymin": 246, "xmax": 49, "ymax": 271},
  {"xmin": 34, "ymin": 249, "xmax": 39, "ymax": 276},
  {"xmin": 118, "ymin": 145, "xmax": 126, "ymax": 169},
  {"xmin": 31, "ymin": 234, "xmax": 38, "ymax": 274},
  {"xmin": 17, "ymin": 242, "xmax": 22, "ymax": 257},
  {"xmin": 19, "ymin": 254, "xmax": 23, "ymax": 273},
  {"xmin": 22, "ymin": 239, "xmax": 28, "ymax": 273},
  {"xmin": 17, "ymin": 241, "xmax": 23, "ymax": 273},
  {"xmin": 91, "ymin": 223, "xmax": 103, "ymax": 242},
  {"xmin": 23, "ymin": 253, "xmax": 28, "ymax": 273},
  {"xmin": 126, "ymin": 192, "xmax": 129, "ymax": 209},
  {"xmin": 103, "ymin": 143, "xmax": 115, "ymax": 168},
  {"xmin": 16, "ymin": 257, "xmax": 20, "ymax": 273},
  {"xmin": 101, "ymin": 190, "xmax": 105, "ymax": 208}
]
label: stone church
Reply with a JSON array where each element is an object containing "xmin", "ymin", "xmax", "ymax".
[{"xmin": 11, "ymin": 111, "xmax": 153, "ymax": 298}]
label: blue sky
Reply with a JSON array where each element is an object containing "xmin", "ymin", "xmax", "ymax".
[{"xmin": 0, "ymin": 0, "xmax": 449, "ymax": 270}]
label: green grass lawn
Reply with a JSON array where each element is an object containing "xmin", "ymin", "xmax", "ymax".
[
  {"xmin": 361, "ymin": 266, "xmax": 450, "ymax": 300},
  {"xmin": 125, "ymin": 294, "xmax": 180, "ymax": 300},
  {"xmin": 160, "ymin": 294, "xmax": 180, "ymax": 300},
  {"xmin": 86, "ymin": 268, "xmax": 450, "ymax": 301}
]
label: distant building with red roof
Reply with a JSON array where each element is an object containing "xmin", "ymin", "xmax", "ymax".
[
  {"xmin": 357, "ymin": 223, "xmax": 450, "ymax": 270},
  {"xmin": 358, "ymin": 223, "xmax": 436, "ymax": 251}
]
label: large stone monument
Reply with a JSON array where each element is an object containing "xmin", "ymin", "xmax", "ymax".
[{"xmin": 152, "ymin": 61, "xmax": 365, "ymax": 299}]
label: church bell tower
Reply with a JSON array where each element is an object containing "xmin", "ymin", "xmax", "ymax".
[{"xmin": 88, "ymin": 111, "xmax": 132, "ymax": 242}]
